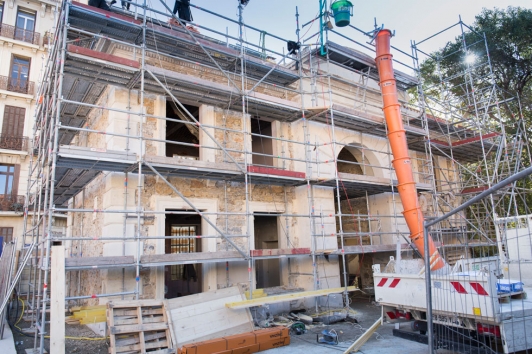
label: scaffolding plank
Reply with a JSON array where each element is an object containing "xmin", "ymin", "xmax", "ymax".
[
  {"xmin": 250, "ymin": 248, "xmax": 311, "ymax": 258},
  {"xmin": 72, "ymin": 1, "xmax": 142, "ymax": 24},
  {"xmin": 461, "ymin": 186, "xmax": 490, "ymax": 195},
  {"xmin": 141, "ymin": 251, "xmax": 244, "ymax": 266},
  {"xmin": 144, "ymin": 154, "xmax": 240, "ymax": 174},
  {"xmin": 65, "ymin": 256, "xmax": 135, "ymax": 269},
  {"xmin": 451, "ymin": 132, "xmax": 499, "ymax": 147},
  {"xmin": 316, "ymin": 42, "xmax": 418, "ymax": 90},
  {"xmin": 68, "ymin": 3, "xmax": 298, "ymax": 86},
  {"xmin": 334, "ymin": 243, "xmax": 412, "ymax": 255},
  {"xmin": 247, "ymin": 165, "xmax": 305, "ymax": 179},
  {"xmin": 68, "ymin": 45, "xmax": 140, "ymax": 68},
  {"xmin": 315, "ymin": 173, "xmax": 395, "ymax": 199}
]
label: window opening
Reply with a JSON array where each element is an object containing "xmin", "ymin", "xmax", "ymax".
[
  {"xmin": 251, "ymin": 118, "xmax": 273, "ymax": 167},
  {"xmin": 165, "ymin": 211, "xmax": 201, "ymax": 298},
  {"xmin": 254, "ymin": 213, "xmax": 280, "ymax": 288},
  {"xmin": 165, "ymin": 101, "xmax": 200, "ymax": 159}
]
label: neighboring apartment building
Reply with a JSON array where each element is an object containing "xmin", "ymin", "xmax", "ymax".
[{"xmin": 0, "ymin": 0, "xmax": 56, "ymax": 255}]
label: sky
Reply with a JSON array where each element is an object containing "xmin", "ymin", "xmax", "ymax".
[{"xmin": 143, "ymin": 0, "xmax": 531, "ymax": 73}]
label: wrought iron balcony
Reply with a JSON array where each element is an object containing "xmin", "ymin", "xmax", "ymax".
[
  {"xmin": 0, "ymin": 135, "xmax": 29, "ymax": 152},
  {"xmin": 0, "ymin": 76, "xmax": 35, "ymax": 95},
  {"xmin": 0, "ymin": 24, "xmax": 40, "ymax": 45},
  {"xmin": 0, "ymin": 195, "xmax": 25, "ymax": 212}
]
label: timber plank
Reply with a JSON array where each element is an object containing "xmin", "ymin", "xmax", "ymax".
[
  {"xmin": 50, "ymin": 246, "xmax": 66, "ymax": 354},
  {"xmin": 225, "ymin": 286, "xmax": 360, "ymax": 309},
  {"xmin": 114, "ymin": 308, "xmax": 163, "ymax": 316},
  {"xmin": 115, "ymin": 339, "xmax": 169, "ymax": 352},
  {"xmin": 66, "ymin": 256, "xmax": 135, "ymax": 268},
  {"xmin": 109, "ymin": 300, "xmax": 164, "ymax": 308},
  {"xmin": 110, "ymin": 323, "xmax": 168, "ymax": 335},
  {"xmin": 141, "ymin": 251, "xmax": 243, "ymax": 265},
  {"xmin": 115, "ymin": 331, "xmax": 167, "ymax": 346}
]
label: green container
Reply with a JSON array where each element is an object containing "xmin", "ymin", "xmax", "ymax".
[{"xmin": 331, "ymin": 0, "xmax": 353, "ymax": 27}]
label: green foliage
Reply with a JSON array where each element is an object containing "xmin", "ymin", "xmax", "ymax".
[
  {"xmin": 419, "ymin": 7, "xmax": 532, "ymax": 127},
  {"xmin": 417, "ymin": 7, "xmax": 532, "ymax": 225}
]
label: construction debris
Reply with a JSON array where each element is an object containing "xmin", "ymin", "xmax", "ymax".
[
  {"xmin": 66, "ymin": 305, "xmax": 107, "ymax": 325},
  {"xmin": 107, "ymin": 300, "xmax": 175, "ymax": 354}
]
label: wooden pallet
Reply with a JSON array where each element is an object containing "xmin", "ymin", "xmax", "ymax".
[
  {"xmin": 498, "ymin": 291, "xmax": 527, "ymax": 303},
  {"xmin": 107, "ymin": 300, "xmax": 176, "ymax": 354}
]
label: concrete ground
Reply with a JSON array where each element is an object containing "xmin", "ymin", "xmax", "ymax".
[
  {"xmin": 0, "ymin": 323, "xmax": 17, "ymax": 354},
  {"xmin": 263, "ymin": 299, "xmax": 451, "ymax": 354}
]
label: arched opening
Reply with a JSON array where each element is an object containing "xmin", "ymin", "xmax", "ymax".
[{"xmin": 337, "ymin": 145, "xmax": 374, "ymax": 176}]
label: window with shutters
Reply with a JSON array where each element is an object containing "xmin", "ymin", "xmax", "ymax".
[
  {"xmin": 0, "ymin": 164, "xmax": 22, "ymax": 211},
  {"xmin": 9, "ymin": 56, "xmax": 31, "ymax": 94},
  {"xmin": 1, "ymin": 106, "xmax": 26, "ymax": 151}
]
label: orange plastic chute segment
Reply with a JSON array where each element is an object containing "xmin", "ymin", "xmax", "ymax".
[{"xmin": 374, "ymin": 30, "xmax": 445, "ymax": 271}]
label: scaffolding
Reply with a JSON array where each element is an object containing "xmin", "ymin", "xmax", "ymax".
[
  {"xmin": 1, "ymin": 1, "xmax": 528, "ymax": 353},
  {"xmin": 411, "ymin": 19, "xmax": 532, "ymax": 354}
]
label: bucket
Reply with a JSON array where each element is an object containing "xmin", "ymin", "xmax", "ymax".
[{"xmin": 331, "ymin": 0, "xmax": 353, "ymax": 27}]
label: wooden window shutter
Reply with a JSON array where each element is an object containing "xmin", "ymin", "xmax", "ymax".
[
  {"xmin": 12, "ymin": 164, "xmax": 20, "ymax": 197},
  {"xmin": 2, "ymin": 106, "xmax": 25, "ymax": 138}
]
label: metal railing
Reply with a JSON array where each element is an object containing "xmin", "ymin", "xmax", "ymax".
[
  {"xmin": 0, "ymin": 135, "xmax": 29, "ymax": 152},
  {"xmin": 0, "ymin": 76, "xmax": 35, "ymax": 95},
  {"xmin": 0, "ymin": 195, "xmax": 25, "ymax": 212},
  {"xmin": 0, "ymin": 24, "xmax": 40, "ymax": 45}
]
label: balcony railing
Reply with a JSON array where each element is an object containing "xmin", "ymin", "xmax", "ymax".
[
  {"xmin": 0, "ymin": 135, "xmax": 28, "ymax": 152},
  {"xmin": 0, "ymin": 195, "xmax": 25, "ymax": 212},
  {"xmin": 0, "ymin": 76, "xmax": 35, "ymax": 95},
  {"xmin": 0, "ymin": 24, "xmax": 40, "ymax": 45}
]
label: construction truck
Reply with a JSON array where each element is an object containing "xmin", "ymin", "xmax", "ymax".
[{"xmin": 372, "ymin": 215, "xmax": 532, "ymax": 354}]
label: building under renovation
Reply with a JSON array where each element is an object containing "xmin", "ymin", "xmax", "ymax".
[{"xmin": 0, "ymin": 0, "xmax": 530, "ymax": 353}]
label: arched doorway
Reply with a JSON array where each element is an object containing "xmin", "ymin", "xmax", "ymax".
[{"xmin": 337, "ymin": 145, "xmax": 374, "ymax": 176}]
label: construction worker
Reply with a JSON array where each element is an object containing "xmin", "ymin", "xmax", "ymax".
[
  {"xmin": 89, "ymin": 0, "xmax": 111, "ymax": 11},
  {"xmin": 173, "ymin": 0, "xmax": 192, "ymax": 22}
]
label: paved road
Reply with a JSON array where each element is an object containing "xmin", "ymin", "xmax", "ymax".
[{"xmin": 263, "ymin": 300, "xmax": 454, "ymax": 354}]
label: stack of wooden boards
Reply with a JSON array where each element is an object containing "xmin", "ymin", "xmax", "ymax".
[
  {"xmin": 107, "ymin": 300, "xmax": 175, "ymax": 354},
  {"xmin": 178, "ymin": 327, "xmax": 290, "ymax": 354}
]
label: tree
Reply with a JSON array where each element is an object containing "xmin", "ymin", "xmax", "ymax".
[
  {"xmin": 419, "ymin": 7, "xmax": 532, "ymax": 124},
  {"xmin": 417, "ymin": 6, "xmax": 532, "ymax": 217}
]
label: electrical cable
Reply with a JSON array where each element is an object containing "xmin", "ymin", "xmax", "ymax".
[{"xmin": 8, "ymin": 297, "xmax": 108, "ymax": 341}]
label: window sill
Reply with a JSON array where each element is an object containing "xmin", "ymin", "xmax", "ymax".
[
  {"xmin": 0, "ymin": 36, "xmax": 41, "ymax": 51},
  {"xmin": 0, "ymin": 149, "xmax": 29, "ymax": 160},
  {"xmin": 0, "ymin": 89, "xmax": 34, "ymax": 102},
  {"xmin": 0, "ymin": 211, "xmax": 24, "ymax": 217}
]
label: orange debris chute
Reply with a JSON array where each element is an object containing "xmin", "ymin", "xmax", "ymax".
[{"xmin": 374, "ymin": 30, "xmax": 445, "ymax": 271}]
